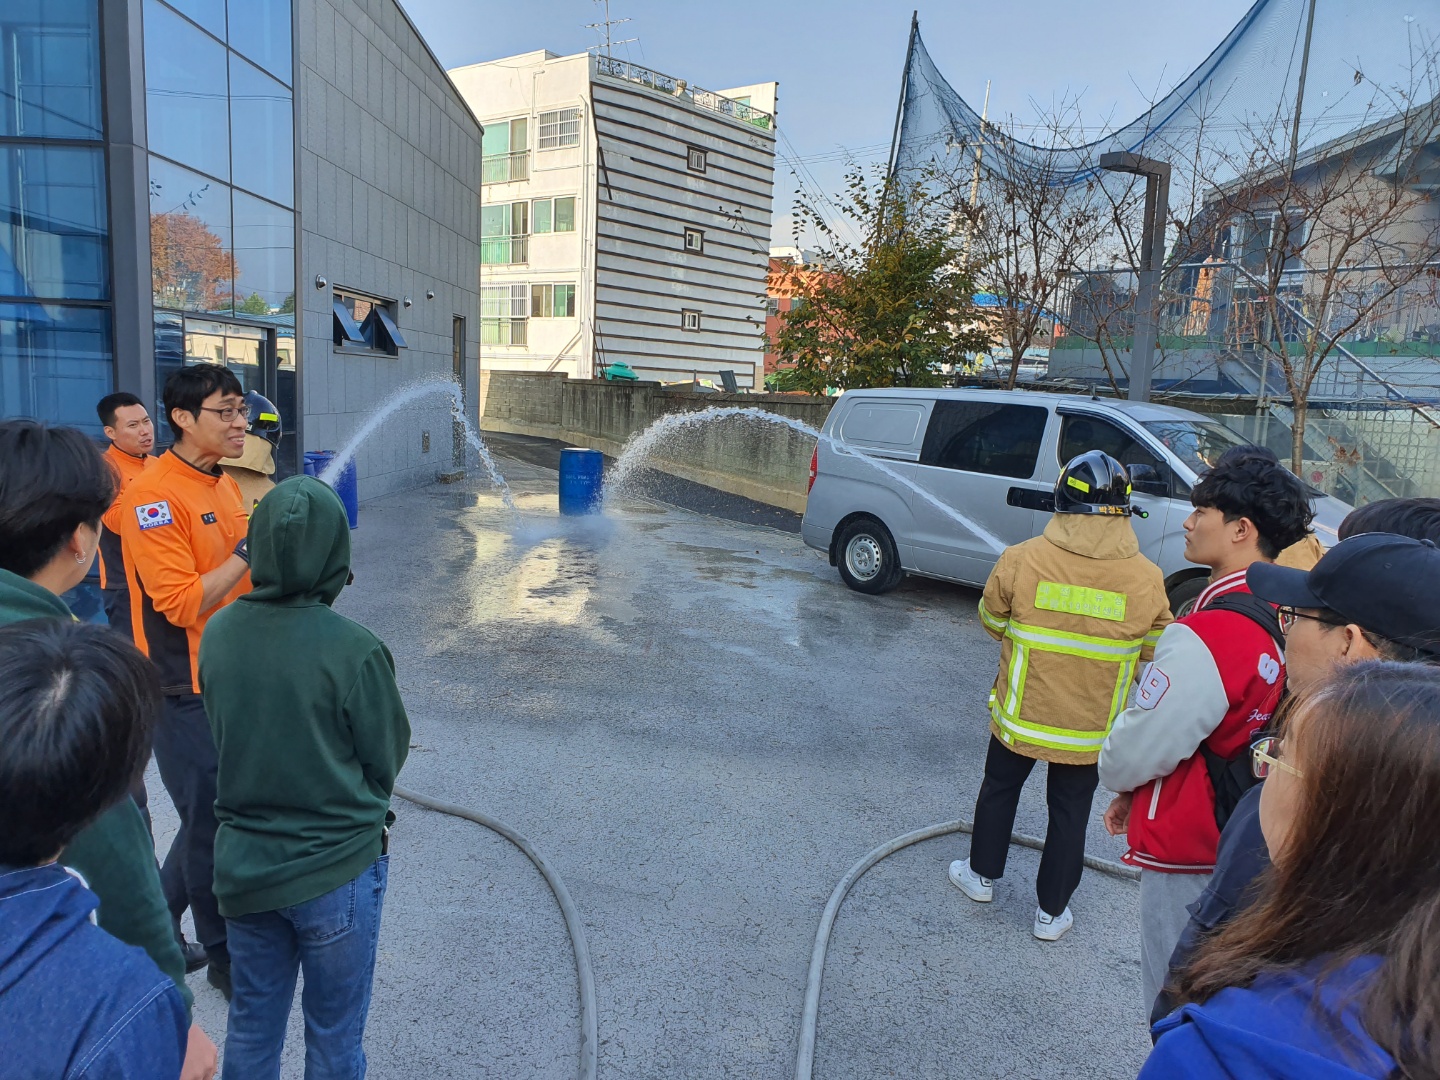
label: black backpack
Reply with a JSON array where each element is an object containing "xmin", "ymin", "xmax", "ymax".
[{"xmin": 1196, "ymin": 591, "xmax": 1286, "ymax": 831}]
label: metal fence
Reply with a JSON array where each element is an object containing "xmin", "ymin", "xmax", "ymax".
[
  {"xmin": 594, "ymin": 56, "xmax": 773, "ymax": 130},
  {"xmin": 1050, "ymin": 262, "xmax": 1440, "ymax": 503}
]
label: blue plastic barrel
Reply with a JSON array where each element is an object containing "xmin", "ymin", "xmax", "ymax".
[
  {"xmin": 304, "ymin": 450, "xmax": 359, "ymax": 529},
  {"xmin": 558, "ymin": 448, "xmax": 604, "ymax": 515}
]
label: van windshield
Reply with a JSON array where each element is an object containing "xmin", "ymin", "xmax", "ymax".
[{"xmin": 1141, "ymin": 419, "xmax": 1249, "ymax": 476}]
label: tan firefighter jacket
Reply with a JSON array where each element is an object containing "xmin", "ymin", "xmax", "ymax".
[{"xmin": 978, "ymin": 513, "xmax": 1174, "ymax": 765}]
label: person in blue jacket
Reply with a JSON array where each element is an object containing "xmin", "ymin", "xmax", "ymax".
[
  {"xmin": 1145, "ymin": 660, "xmax": 1440, "ymax": 1078},
  {"xmin": 0, "ymin": 620, "xmax": 190, "ymax": 1079}
]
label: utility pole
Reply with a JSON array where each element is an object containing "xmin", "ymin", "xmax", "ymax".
[
  {"xmin": 960, "ymin": 80, "xmax": 991, "ymax": 264},
  {"xmin": 1100, "ymin": 152, "xmax": 1171, "ymax": 402}
]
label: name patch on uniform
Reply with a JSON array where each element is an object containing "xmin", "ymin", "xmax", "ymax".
[
  {"xmin": 201, "ymin": 512, "xmax": 217, "ymax": 525},
  {"xmin": 1034, "ymin": 581, "xmax": 1128, "ymax": 622},
  {"xmin": 1135, "ymin": 663, "xmax": 1170, "ymax": 710},
  {"xmin": 135, "ymin": 500, "xmax": 173, "ymax": 530}
]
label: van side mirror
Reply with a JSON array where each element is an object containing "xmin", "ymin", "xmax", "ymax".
[{"xmin": 1127, "ymin": 463, "xmax": 1169, "ymax": 497}]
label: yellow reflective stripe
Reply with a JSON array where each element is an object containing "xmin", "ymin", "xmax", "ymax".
[
  {"xmin": 258, "ymin": 412, "xmax": 279, "ymax": 422},
  {"xmin": 1143, "ymin": 628, "xmax": 1164, "ymax": 647},
  {"xmin": 990, "ymin": 699, "xmax": 1110, "ymax": 751},
  {"xmin": 1005, "ymin": 619, "xmax": 1144, "ymax": 661},
  {"xmin": 1067, "ymin": 475, "xmax": 1091, "ymax": 493},
  {"xmin": 1109, "ymin": 655, "xmax": 1138, "ymax": 725},
  {"xmin": 1034, "ymin": 581, "xmax": 1128, "ymax": 622},
  {"xmin": 978, "ymin": 599, "xmax": 1007, "ymax": 633}
]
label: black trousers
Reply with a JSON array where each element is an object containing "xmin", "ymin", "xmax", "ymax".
[
  {"xmin": 101, "ymin": 587, "xmax": 133, "ymax": 642},
  {"xmin": 969, "ymin": 734, "xmax": 1100, "ymax": 917},
  {"xmin": 153, "ymin": 692, "xmax": 226, "ymax": 959}
]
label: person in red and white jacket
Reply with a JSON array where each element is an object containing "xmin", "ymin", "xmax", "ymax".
[{"xmin": 1098, "ymin": 446, "xmax": 1313, "ymax": 1012}]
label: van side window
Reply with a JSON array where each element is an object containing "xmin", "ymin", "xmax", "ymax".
[
  {"xmin": 919, "ymin": 401, "xmax": 1048, "ymax": 479},
  {"xmin": 1058, "ymin": 416, "xmax": 1164, "ymax": 476}
]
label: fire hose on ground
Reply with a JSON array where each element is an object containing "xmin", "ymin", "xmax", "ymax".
[
  {"xmin": 793, "ymin": 818, "xmax": 1139, "ymax": 1080},
  {"xmin": 392, "ymin": 785, "xmax": 598, "ymax": 1080},
  {"xmin": 393, "ymin": 786, "xmax": 1138, "ymax": 1080}
]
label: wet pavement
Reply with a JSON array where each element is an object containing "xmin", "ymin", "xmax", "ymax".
[{"xmin": 157, "ymin": 451, "xmax": 1153, "ymax": 1079}]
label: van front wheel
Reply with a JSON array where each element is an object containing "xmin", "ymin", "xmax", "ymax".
[{"xmin": 836, "ymin": 518, "xmax": 903, "ymax": 595}]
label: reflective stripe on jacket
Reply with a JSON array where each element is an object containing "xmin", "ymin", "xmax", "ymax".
[{"xmin": 979, "ymin": 514, "xmax": 1173, "ymax": 765}]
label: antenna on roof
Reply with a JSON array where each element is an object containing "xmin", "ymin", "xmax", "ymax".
[{"xmin": 585, "ymin": 0, "xmax": 635, "ymax": 59}]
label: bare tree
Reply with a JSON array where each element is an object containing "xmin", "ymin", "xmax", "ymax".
[
  {"xmin": 959, "ymin": 102, "xmax": 1113, "ymax": 390},
  {"xmin": 1189, "ymin": 64, "xmax": 1440, "ymax": 471}
]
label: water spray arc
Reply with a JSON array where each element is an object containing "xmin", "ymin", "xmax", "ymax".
[
  {"xmin": 318, "ymin": 379, "xmax": 517, "ymax": 513},
  {"xmin": 606, "ymin": 406, "xmax": 1005, "ymax": 555}
]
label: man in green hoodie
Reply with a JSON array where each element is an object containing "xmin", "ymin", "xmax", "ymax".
[{"xmin": 199, "ymin": 475, "xmax": 409, "ymax": 1079}]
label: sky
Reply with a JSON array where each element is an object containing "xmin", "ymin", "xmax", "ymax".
[{"xmin": 400, "ymin": 0, "xmax": 1257, "ymax": 242}]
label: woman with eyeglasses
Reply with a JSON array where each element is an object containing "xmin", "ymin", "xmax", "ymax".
[{"xmin": 1142, "ymin": 660, "xmax": 1440, "ymax": 1078}]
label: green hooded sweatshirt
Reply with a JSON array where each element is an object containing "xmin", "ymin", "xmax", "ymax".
[
  {"xmin": 0, "ymin": 569, "xmax": 192, "ymax": 1017},
  {"xmin": 198, "ymin": 476, "xmax": 410, "ymax": 917}
]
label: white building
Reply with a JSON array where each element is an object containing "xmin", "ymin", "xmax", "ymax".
[{"xmin": 449, "ymin": 50, "xmax": 778, "ymax": 390}]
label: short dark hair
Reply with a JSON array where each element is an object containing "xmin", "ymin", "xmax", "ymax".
[
  {"xmin": 96, "ymin": 391, "xmax": 144, "ymax": 429},
  {"xmin": 1338, "ymin": 497, "xmax": 1440, "ymax": 545},
  {"xmin": 0, "ymin": 620, "xmax": 160, "ymax": 866},
  {"xmin": 163, "ymin": 363, "xmax": 242, "ymax": 435},
  {"xmin": 0, "ymin": 421, "xmax": 116, "ymax": 579},
  {"xmin": 1191, "ymin": 445, "xmax": 1313, "ymax": 559}
]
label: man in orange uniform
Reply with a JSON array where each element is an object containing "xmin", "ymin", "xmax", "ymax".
[
  {"xmin": 120, "ymin": 362, "xmax": 253, "ymax": 1001},
  {"xmin": 96, "ymin": 392, "xmax": 156, "ymax": 641}
]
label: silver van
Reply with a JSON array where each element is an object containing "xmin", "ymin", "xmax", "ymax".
[{"xmin": 801, "ymin": 388, "xmax": 1350, "ymax": 611}]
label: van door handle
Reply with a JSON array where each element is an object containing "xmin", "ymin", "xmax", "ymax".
[{"xmin": 1007, "ymin": 487, "xmax": 1054, "ymax": 512}]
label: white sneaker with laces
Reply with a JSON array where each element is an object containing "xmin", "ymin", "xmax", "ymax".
[
  {"xmin": 947, "ymin": 859, "xmax": 993, "ymax": 903},
  {"xmin": 1033, "ymin": 906, "xmax": 1074, "ymax": 941}
]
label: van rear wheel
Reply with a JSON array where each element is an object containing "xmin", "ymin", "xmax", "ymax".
[{"xmin": 836, "ymin": 517, "xmax": 903, "ymax": 595}]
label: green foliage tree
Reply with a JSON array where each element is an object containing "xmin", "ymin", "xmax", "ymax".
[
  {"xmin": 773, "ymin": 164, "xmax": 989, "ymax": 393},
  {"xmin": 236, "ymin": 291, "xmax": 271, "ymax": 316}
]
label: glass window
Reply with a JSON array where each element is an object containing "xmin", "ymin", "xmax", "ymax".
[
  {"xmin": 686, "ymin": 147, "xmax": 706, "ymax": 172},
  {"xmin": 160, "ymin": 0, "xmax": 225, "ymax": 40},
  {"xmin": 333, "ymin": 288, "xmax": 403, "ymax": 355},
  {"xmin": 530, "ymin": 283, "xmax": 574, "ymax": 318},
  {"xmin": 681, "ymin": 309, "xmax": 700, "ymax": 332},
  {"xmin": 537, "ymin": 108, "xmax": 579, "ymax": 150},
  {"xmin": 149, "ymin": 155, "xmax": 233, "ymax": 313},
  {"xmin": 231, "ymin": 190, "xmax": 293, "ymax": 315},
  {"xmin": 919, "ymin": 400, "xmax": 1048, "ymax": 478},
  {"xmin": 1058, "ymin": 415, "xmax": 1162, "ymax": 474},
  {"xmin": 144, "ymin": 0, "xmax": 230, "ymax": 181},
  {"xmin": 227, "ymin": 0, "xmax": 292, "ymax": 85},
  {"xmin": 684, "ymin": 227, "xmax": 703, "ymax": 252},
  {"xmin": 553, "ymin": 196, "xmax": 574, "ymax": 232},
  {"xmin": 0, "ymin": 145, "xmax": 109, "ymax": 300},
  {"xmin": 481, "ymin": 117, "xmax": 528, "ymax": 182},
  {"xmin": 481, "ymin": 284, "xmax": 527, "ymax": 344},
  {"xmin": 481, "ymin": 202, "xmax": 528, "ymax": 264},
  {"xmin": 229, "ymin": 55, "xmax": 293, "ymax": 206},
  {"xmin": 1141, "ymin": 419, "xmax": 1248, "ymax": 476},
  {"xmin": 532, "ymin": 198, "xmax": 552, "ymax": 234},
  {"xmin": 0, "ymin": 0, "xmax": 103, "ymax": 139},
  {"xmin": 554, "ymin": 283, "xmax": 575, "ymax": 317},
  {"xmin": 0, "ymin": 302, "xmax": 112, "ymax": 434}
]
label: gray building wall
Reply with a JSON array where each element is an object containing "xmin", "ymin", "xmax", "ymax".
[
  {"xmin": 591, "ymin": 76, "xmax": 776, "ymax": 389},
  {"xmin": 295, "ymin": 0, "xmax": 482, "ymax": 499}
]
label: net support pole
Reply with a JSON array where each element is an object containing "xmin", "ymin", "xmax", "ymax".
[{"xmin": 1100, "ymin": 152, "xmax": 1172, "ymax": 403}]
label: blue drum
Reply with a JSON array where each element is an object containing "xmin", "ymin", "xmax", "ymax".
[{"xmin": 558, "ymin": 448, "xmax": 604, "ymax": 515}]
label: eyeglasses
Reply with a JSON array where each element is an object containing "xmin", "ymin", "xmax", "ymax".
[
  {"xmin": 1276, "ymin": 605, "xmax": 1346, "ymax": 635},
  {"xmin": 1251, "ymin": 736, "xmax": 1303, "ymax": 780},
  {"xmin": 198, "ymin": 404, "xmax": 250, "ymax": 423}
]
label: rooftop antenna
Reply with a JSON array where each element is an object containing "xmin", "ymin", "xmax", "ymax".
[{"xmin": 585, "ymin": 0, "xmax": 635, "ymax": 59}]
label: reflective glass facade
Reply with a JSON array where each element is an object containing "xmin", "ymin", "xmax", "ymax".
[
  {"xmin": 144, "ymin": 0, "xmax": 297, "ymax": 472},
  {"xmin": 0, "ymin": 0, "xmax": 111, "ymax": 433}
]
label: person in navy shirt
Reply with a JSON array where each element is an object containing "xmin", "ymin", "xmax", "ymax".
[
  {"xmin": 1146, "ymin": 661, "xmax": 1440, "ymax": 1079},
  {"xmin": 0, "ymin": 620, "xmax": 190, "ymax": 1079}
]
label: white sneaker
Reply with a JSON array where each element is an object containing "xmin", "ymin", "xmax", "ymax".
[
  {"xmin": 947, "ymin": 859, "xmax": 993, "ymax": 903},
  {"xmin": 1033, "ymin": 906, "xmax": 1074, "ymax": 941}
]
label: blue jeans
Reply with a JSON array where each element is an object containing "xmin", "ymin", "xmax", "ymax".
[{"xmin": 222, "ymin": 856, "xmax": 388, "ymax": 1080}]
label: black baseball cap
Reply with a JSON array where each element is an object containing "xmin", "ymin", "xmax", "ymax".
[{"xmin": 1248, "ymin": 532, "xmax": 1440, "ymax": 657}]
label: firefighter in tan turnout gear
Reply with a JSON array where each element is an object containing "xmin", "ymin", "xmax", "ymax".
[{"xmin": 949, "ymin": 450, "xmax": 1173, "ymax": 941}]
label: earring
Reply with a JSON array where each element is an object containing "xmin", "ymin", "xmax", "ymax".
[{"xmin": 75, "ymin": 552, "xmax": 86, "ymax": 563}]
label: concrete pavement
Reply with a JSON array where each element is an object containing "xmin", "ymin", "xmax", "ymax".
[{"xmin": 154, "ymin": 449, "xmax": 1152, "ymax": 1078}]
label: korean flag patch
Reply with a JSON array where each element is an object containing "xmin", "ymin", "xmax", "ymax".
[{"xmin": 135, "ymin": 500, "xmax": 174, "ymax": 530}]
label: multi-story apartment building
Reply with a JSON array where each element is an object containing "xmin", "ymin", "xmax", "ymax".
[{"xmin": 449, "ymin": 50, "xmax": 778, "ymax": 390}]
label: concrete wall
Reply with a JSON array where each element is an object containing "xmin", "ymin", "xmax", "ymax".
[
  {"xmin": 296, "ymin": 0, "xmax": 482, "ymax": 500},
  {"xmin": 480, "ymin": 371, "xmax": 833, "ymax": 511}
]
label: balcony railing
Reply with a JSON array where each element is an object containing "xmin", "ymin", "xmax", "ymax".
[
  {"xmin": 594, "ymin": 55, "xmax": 773, "ymax": 130},
  {"xmin": 482, "ymin": 150, "xmax": 530, "ymax": 185},
  {"xmin": 480, "ymin": 235, "xmax": 529, "ymax": 265}
]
